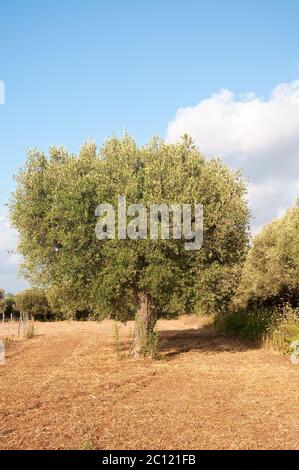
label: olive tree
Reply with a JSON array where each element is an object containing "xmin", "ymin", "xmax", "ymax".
[
  {"xmin": 236, "ymin": 199, "xmax": 299, "ymax": 308},
  {"xmin": 10, "ymin": 135, "xmax": 249, "ymax": 356},
  {"xmin": 14, "ymin": 288, "xmax": 51, "ymax": 320}
]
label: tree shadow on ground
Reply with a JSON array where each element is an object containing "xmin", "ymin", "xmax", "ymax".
[{"xmin": 158, "ymin": 325, "xmax": 259, "ymax": 360}]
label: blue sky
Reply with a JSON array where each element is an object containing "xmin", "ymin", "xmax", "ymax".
[{"xmin": 1, "ymin": 0, "xmax": 299, "ymax": 292}]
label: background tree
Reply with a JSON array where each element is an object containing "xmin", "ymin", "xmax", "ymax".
[
  {"xmin": 14, "ymin": 288, "xmax": 52, "ymax": 321},
  {"xmin": 0, "ymin": 289, "xmax": 5, "ymax": 322},
  {"xmin": 4, "ymin": 293, "xmax": 15, "ymax": 319},
  {"xmin": 236, "ymin": 199, "xmax": 299, "ymax": 309},
  {"xmin": 10, "ymin": 135, "xmax": 250, "ymax": 356}
]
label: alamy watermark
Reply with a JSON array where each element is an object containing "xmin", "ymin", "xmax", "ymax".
[
  {"xmin": 0, "ymin": 81, "xmax": 5, "ymax": 105},
  {"xmin": 95, "ymin": 196, "xmax": 203, "ymax": 250}
]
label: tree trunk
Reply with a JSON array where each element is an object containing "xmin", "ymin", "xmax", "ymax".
[{"xmin": 133, "ymin": 292, "xmax": 157, "ymax": 358}]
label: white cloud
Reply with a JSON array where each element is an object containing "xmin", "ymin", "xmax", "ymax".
[
  {"xmin": 167, "ymin": 80, "xmax": 299, "ymax": 230},
  {"xmin": 0, "ymin": 210, "xmax": 28, "ymax": 293}
]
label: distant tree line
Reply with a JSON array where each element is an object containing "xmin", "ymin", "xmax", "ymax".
[{"xmin": 0, "ymin": 287, "xmax": 95, "ymax": 321}]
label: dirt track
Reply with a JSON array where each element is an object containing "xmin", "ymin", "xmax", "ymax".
[{"xmin": 0, "ymin": 318, "xmax": 298, "ymax": 450}]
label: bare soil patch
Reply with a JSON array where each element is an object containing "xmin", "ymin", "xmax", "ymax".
[{"xmin": 0, "ymin": 318, "xmax": 298, "ymax": 449}]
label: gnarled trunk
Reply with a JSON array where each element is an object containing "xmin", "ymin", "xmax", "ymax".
[{"xmin": 133, "ymin": 292, "xmax": 157, "ymax": 358}]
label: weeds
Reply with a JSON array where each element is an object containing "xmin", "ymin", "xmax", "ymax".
[
  {"xmin": 81, "ymin": 439, "xmax": 95, "ymax": 450},
  {"xmin": 132, "ymin": 313, "xmax": 159, "ymax": 359},
  {"xmin": 262, "ymin": 305, "xmax": 299, "ymax": 353},
  {"xmin": 143, "ymin": 330, "xmax": 159, "ymax": 359},
  {"xmin": 214, "ymin": 306, "xmax": 276, "ymax": 341},
  {"xmin": 113, "ymin": 321, "xmax": 122, "ymax": 359},
  {"xmin": 216, "ymin": 304, "xmax": 299, "ymax": 355}
]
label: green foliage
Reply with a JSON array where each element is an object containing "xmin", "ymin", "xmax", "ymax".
[
  {"xmin": 0, "ymin": 289, "xmax": 5, "ymax": 314},
  {"xmin": 0, "ymin": 291, "xmax": 16, "ymax": 319},
  {"xmin": 215, "ymin": 306, "xmax": 277, "ymax": 340},
  {"xmin": 4, "ymin": 293, "xmax": 15, "ymax": 317},
  {"xmin": 196, "ymin": 263, "xmax": 243, "ymax": 315},
  {"xmin": 15, "ymin": 288, "xmax": 52, "ymax": 320},
  {"xmin": 46, "ymin": 288, "xmax": 69, "ymax": 320},
  {"xmin": 215, "ymin": 302, "xmax": 299, "ymax": 353},
  {"xmin": 10, "ymin": 135, "xmax": 249, "ymax": 323},
  {"xmin": 222, "ymin": 200, "xmax": 299, "ymax": 345},
  {"xmin": 236, "ymin": 200, "xmax": 299, "ymax": 309},
  {"xmin": 143, "ymin": 329, "xmax": 159, "ymax": 359},
  {"xmin": 262, "ymin": 305, "xmax": 299, "ymax": 353}
]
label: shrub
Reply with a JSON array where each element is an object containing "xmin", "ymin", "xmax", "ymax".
[
  {"xmin": 215, "ymin": 305, "xmax": 277, "ymax": 341},
  {"xmin": 262, "ymin": 305, "xmax": 299, "ymax": 353},
  {"xmin": 216, "ymin": 304, "xmax": 299, "ymax": 353}
]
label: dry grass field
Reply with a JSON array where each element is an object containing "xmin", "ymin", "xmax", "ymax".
[{"xmin": 0, "ymin": 317, "xmax": 299, "ymax": 450}]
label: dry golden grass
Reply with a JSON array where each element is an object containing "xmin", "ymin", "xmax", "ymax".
[{"xmin": 0, "ymin": 317, "xmax": 298, "ymax": 450}]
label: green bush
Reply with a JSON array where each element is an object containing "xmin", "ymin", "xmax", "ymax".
[
  {"xmin": 262, "ymin": 306, "xmax": 299, "ymax": 353},
  {"xmin": 215, "ymin": 305, "xmax": 279, "ymax": 341},
  {"xmin": 216, "ymin": 304, "xmax": 299, "ymax": 350}
]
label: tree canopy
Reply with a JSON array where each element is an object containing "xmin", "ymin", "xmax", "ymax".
[
  {"xmin": 10, "ymin": 135, "xmax": 250, "ymax": 355},
  {"xmin": 14, "ymin": 288, "xmax": 51, "ymax": 320},
  {"xmin": 236, "ymin": 199, "xmax": 299, "ymax": 308}
]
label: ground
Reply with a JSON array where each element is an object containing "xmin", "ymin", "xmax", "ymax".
[{"xmin": 0, "ymin": 317, "xmax": 298, "ymax": 450}]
